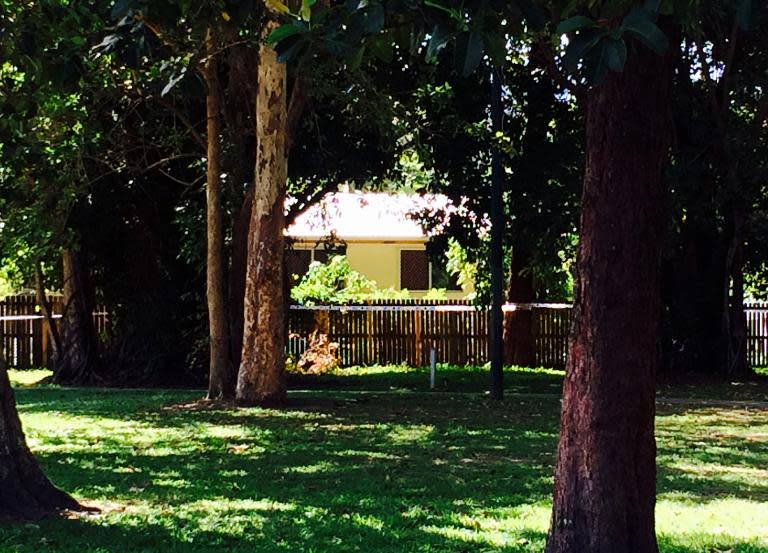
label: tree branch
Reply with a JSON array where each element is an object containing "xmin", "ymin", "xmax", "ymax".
[{"xmin": 157, "ymin": 98, "xmax": 207, "ymax": 152}]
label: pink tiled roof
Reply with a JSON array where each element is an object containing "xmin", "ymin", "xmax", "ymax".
[{"xmin": 285, "ymin": 192, "xmax": 455, "ymax": 240}]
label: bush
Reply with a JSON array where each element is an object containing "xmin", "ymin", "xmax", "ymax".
[{"xmin": 291, "ymin": 255, "xmax": 409, "ymax": 305}]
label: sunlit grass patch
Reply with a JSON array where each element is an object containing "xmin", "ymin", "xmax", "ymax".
[
  {"xmin": 3, "ymin": 378, "xmax": 767, "ymax": 552},
  {"xmin": 8, "ymin": 368, "xmax": 52, "ymax": 386}
]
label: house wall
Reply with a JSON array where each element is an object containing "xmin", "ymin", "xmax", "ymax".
[{"xmin": 292, "ymin": 239, "xmax": 473, "ymax": 299}]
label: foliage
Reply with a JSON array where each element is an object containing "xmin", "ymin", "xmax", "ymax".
[
  {"xmin": 291, "ymin": 255, "xmax": 410, "ymax": 305},
  {"xmin": 745, "ymin": 263, "xmax": 768, "ymax": 301},
  {"xmin": 2, "ymin": 371, "xmax": 768, "ymax": 552}
]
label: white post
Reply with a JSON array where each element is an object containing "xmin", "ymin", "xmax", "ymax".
[{"xmin": 429, "ymin": 347, "xmax": 437, "ymax": 390}]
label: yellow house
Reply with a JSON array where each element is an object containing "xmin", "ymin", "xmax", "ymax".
[{"xmin": 285, "ymin": 191, "xmax": 474, "ymax": 299}]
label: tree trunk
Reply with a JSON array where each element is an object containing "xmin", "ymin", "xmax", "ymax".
[
  {"xmin": 724, "ymin": 207, "xmax": 751, "ymax": 379},
  {"xmin": 235, "ymin": 18, "xmax": 288, "ymax": 407},
  {"xmin": 55, "ymin": 248, "xmax": 99, "ymax": 385},
  {"xmin": 660, "ymin": 222, "xmax": 728, "ymax": 375},
  {"xmin": 34, "ymin": 261, "xmax": 61, "ymax": 366},
  {"xmin": 222, "ymin": 39, "xmax": 258, "ymax": 370},
  {"xmin": 229, "ymin": 185, "xmax": 254, "ymax": 369},
  {"xmin": 0, "ymin": 358, "xmax": 80, "ymax": 521},
  {"xmin": 204, "ymin": 27, "xmax": 234, "ymax": 400},
  {"xmin": 546, "ymin": 36, "xmax": 674, "ymax": 553},
  {"xmin": 503, "ymin": 247, "xmax": 536, "ymax": 367}
]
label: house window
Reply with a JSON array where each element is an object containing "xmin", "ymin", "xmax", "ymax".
[
  {"xmin": 400, "ymin": 250, "xmax": 430, "ymax": 290},
  {"xmin": 431, "ymin": 264, "xmax": 461, "ymax": 291},
  {"xmin": 286, "ymin": 244, "xmax": 348, "ymax": 283},
  {"xmin": 400, "ymin": 249, "xmax": 461, "ymax": 291}
]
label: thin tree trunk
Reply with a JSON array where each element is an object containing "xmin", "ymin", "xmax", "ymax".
[
  {"xmin": 235, "ymin": 18, "xmax": 288, "ymax": 407},
  {"xmin": 503, "ymin": 247, "xmax": 536, "ymax": 367},
  {"xmin": 0, "ymin": 358, "xmax": 80, "ymax": 521},
  {"xmin": 34, "ymin": 261, "xmax": 61, "ymax": 366},
  {"xmin": 725, "ymin": 207, "xmax": 751, "ymax": 379},
  {"xmin": 488, "ymin": 66, "xmax": 505, "ymax": 401},
  {"xmin": 546, "ymin": 35, "xmax": 674, "ymax": 553},
  {"xmin": 204, "ymin": 27, "xmax": 234, "ymax": 400},
  {"xmin": 223, "ymin": 40, "xmax": 258, "ymax": 369},
  {"xmin": 229, "ymin": 185, "xmax": 254, "ymax": 369},
  {"xmin": 55, "ymin": 248, "xmax": 99, "ymax": 385}
]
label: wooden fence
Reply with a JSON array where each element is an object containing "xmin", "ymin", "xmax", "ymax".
[
  {"xmin": 287, "ymin": 300, "xmax": 573, "ymax": 369},
  {"xmin": 746, "ymin": 303, "xmax": 768, "ymax": 367},
  {"xmin": 2, "ymin": 294, "xmax": 766, "ymax": 370},
  {"xmin": 0, "ymin": 294, "xmax": 109, "ymax": 369},
  {"xmin": 289, "ymin": 300, "xmax": 768, "ymax": 369}
]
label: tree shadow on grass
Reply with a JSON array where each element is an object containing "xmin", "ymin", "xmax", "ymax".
[
  {"xmin": 9, "ymin": 390, "xmax": 768, "ymax": 552},
  {"xmin": 656, "ymin": 404, "xmax": 768, "ymax": 503},
  {"xmin": 11, "ymin": 392, "xmax": 559, "ymax": 552}
]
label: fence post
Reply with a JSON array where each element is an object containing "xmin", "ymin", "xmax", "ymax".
[{"xmin": 414, "ymin": 310, "xmax": 423, "ymax": 367}]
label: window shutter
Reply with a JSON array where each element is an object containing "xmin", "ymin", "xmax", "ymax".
[{"xmin": 400, "ymin": 250, "xmax": 429, "ymax": 290}]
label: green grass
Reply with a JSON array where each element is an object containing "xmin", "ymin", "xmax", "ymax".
[
  {"xmin": 2, "ymin": 368, "xmax": 768, "ymax": 552},
  {"xmin": 288, "ymin": 364, "xmax": 567, "ymax": 396}
]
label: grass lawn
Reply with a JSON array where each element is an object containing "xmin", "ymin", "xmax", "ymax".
[{"xmin": 2, "ymin": 368, "xmax": 768, "ymax": 552}]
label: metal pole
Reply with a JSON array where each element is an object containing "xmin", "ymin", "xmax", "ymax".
[
  {"xmin": 489, "ymin": 65, "xmax": 505, "ymax": 401},
  {"xmin": 429, "ymin": 347, "xmax": 436, "ymax": 390}
]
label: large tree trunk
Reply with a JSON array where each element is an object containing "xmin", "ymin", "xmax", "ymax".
[
  {"xmin": 503, "ymin": 247, "xmax": 536, "ymax": 367},
  {"xmin": 204, "ymin": 28, "xmax": 234, "ymax": 400},
  {"xmin": 55, "ymin": 248, "xmax": 99, "ymax": 385},
  {"xmin": 235, "ymin": 18, "xmax": 288, "ymax": 407},
  {"xmin": 546, "ymin": 35, "xmax": 674, "ymax": 553},
  {"xmin": 0, "ymin": 359, "xmax": 80, "ymax": 521}
]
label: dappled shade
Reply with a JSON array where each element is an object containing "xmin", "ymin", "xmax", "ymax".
[{"xmin": 5, "ymin": 369, "xmax": 768, "ymax": 552}]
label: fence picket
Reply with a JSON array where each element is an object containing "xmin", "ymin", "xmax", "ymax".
[{"xmin": 3, "ymin": 293, "xmax": 766, "ymax": 370}]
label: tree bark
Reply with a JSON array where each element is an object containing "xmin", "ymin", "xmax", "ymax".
[
  {"xmin": 503, "ymin": 247, "xmax": 536, "ymax": 367},
  {"xmin": 224, "ymin": 41, "xmax": 258, "ymax": 371},
  {"xmin": 229, "ymin": 185, "xmax": 254, "ymax": 370},
  {"xmin": 204, "ymin": 27, "xmax": 234, "ymax": 400},
  {"xmin": 55, "ymin": 248, "xmax": 99, "ymax": 385},
  {"xmin": 0, "ymin": 358, "xmax": 80, "ymax": 521},
  {"xmin": 235, "ymin": 18, "xmax": 288, "ymax": 407},
  {"xmin": 660, "ymin": 221, "xmax": 728, "ymax": 375},
  {"xmin": 724, "ymin": 206, "xmax": 750, "ymax": 379},
  {"xmin": 546, "ymin": 36, "xmax": 674, "ymax": 553},
  {"xmin": 34, "ymin": 261, "xmax": 61, "ymax": 366}
]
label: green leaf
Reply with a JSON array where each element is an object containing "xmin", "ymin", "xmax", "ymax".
[
  {"xmin": 161, "ymin": 68, "xmax": 187, "ymax": 97},
  {"xmin": 275, "ymin": 35, "xmax": 307, "ymax": 63},
  {"xmin": 584, "ymin": 39, "xmax": 609, "ymax": 85},
  {"xmin": 622, "ymin": 10, "xmax": 669, "ymax": 55},
  {"xmin": 556, "ymin": 15, "xmax": 598, "ymax": 35},
  {"xmin": 265, "ymin": 0, "xmax": 291, "ymax": 14},
  {"xmin": 455, "ymin": 31, "xmax": 484, "ymax": 77},
  {"xmin": 348, "ymin": 45, "xmax": 365, "ymax": 70},
  {"xmin": 300, "ymin": 0, "xmax": 317, "ymax": 21},
  {"xmin": 604, "ymin": 37, "xmax": 627, "ymax": 72},
  {"xmin": 483, "ymin": 30, "xmax": 507, "ymax": 65},
  {"xmin": 562, "ymin": 29, "xmax": 602, "ymax": 72},
  {"xmin": 361, "ymin": 4, "xmax": 385, "ymax": 35},
  {"xmin": 266, "ymin": 23, "xmax": 304, "ymax": 46},
  {"xmin": 110, "ymin": 0, "xmax": 132, "ymax": 20},
  {"xmin": 367, "ymin": 34, "xmax": 394, "ymax": 63},
  {"xmin": 426, "ymin": 25, "xmax": 452, "ymax": 62}
]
